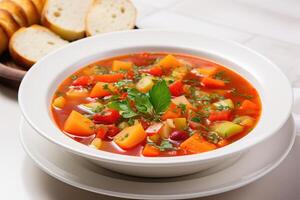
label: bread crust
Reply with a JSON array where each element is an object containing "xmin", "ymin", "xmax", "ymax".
[
  {"xmin": 9, "ymin": 25, "xmax": 68, "ymax": 68},
  {"xmin": 0, "ymin": 0, "xmax": 28, "ymax": 27},
  {"xmin": 0, "ymin": 9, "xmax": 20, "ymax": 37},
  {"xmin": 10, "ymin": 0, "xmax": 40, "ymax": 25},
  {"xmin": 41, "ymin": 0, "xmax": 91, "ymax": 41},
  {"xmin": 30, "ymin": 0, "xmax": 45, "ymax": 14},
  {"xmin": 0, "ymin": 26, "xmax": 9, "ymax": 55}
]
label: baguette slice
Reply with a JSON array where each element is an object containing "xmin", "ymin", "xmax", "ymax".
[
  {"xmin": 0, "ymin": 0, "xmax": 28, "ymax": 27},
  {"xmin": 0, "ymin": 9, "xmax": 20, "ymax": 37},
  {"xmin": 86, "ymin": 0, "xmax": 136, "ymax": 36},
  {"xmin": 11, "ymin": 0, "xmax": 40, "ymax": 25},
  {"xmin": 0, "ymin": 26, "xmax": 9, "ymax": 55},
  {"xmin": 31, "ymin": 0, "xmax": 44, "ymax": 14},
  {"xmin": 9, "ymin": 25, "xmax": 69, "ymax": 68},
  {"xmin": 42, "ymin": 0, "xmax": 93, "ymax": 41}
]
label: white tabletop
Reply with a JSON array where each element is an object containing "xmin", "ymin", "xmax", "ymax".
[{"xmin": 1, "ymin": 0, "xmax": 300, "ymax": 199}]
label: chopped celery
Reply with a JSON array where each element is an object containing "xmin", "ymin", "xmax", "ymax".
[
  {"xmin": 233, "ymin": 116, "xmax": 255, "ymax": 127},
  {"xmin": 211, "ymin": 121, "xmax": 243, "ymax": 138}
]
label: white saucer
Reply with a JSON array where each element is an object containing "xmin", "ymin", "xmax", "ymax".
[{"xmin": 20, "ymin": 116, "xmax": 296, "ymax": 200}]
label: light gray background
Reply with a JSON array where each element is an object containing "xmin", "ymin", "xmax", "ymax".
[{"xmin": 1, "ymin": 0, "xmax": 300, "ymax": 199}]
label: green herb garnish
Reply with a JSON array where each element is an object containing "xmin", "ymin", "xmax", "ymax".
[
  {"xmin": 107, "ymin": 100, "xmax": 137, "ymax": 118},
  {"xmin": 149, "ymin": 80, "xmax": 171, "ymax": 114}
]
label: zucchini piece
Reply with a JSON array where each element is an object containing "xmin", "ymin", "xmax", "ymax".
[
  {"xmin": 211, "ymin": 121, "xmax": 243, "ymax": 138},
  {"xmin": 213, "ymin": 99, "xmax": 234, "ymax": 109},
  {"xmin": 233, "ymin": 116, "xmax": 255, "ymax": 127}
]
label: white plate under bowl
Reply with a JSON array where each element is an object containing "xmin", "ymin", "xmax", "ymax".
[{"xmin": 20, "ymin": 116, "xmax": 295, "ymax": 200}]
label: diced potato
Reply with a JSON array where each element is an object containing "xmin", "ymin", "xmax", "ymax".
[
  {"xmin": 172, "ymin": 95, "xmax": 193, "ymax": 109},
  {"xmin": 63, "ymin": 110, "xmax": 95, "ymax": 136},
  {"xmin": 52, "ymin": 96, "xmax": 66, "ymax": 109},
  {"xmin": 180, "ymin": 133, "xmax": 216, "ymax": 154},
  {"xmin": 149, "ymin": 133, "xmax": 160, "ymax": 143},
  {"xmin": 166, "ymin": 119, "xmax": 175, "ymax": 128},
  {"xmin": 233, "ymin": 116, "xmax": 255, "ymax": 127},
  {"xmin": 89, "ymin": 138, "xmax": 102, "ymax": 149},
  {"xmin": 211, "ymin": 121, "xmax": 243, "ymax": 138},
  {"xmin": 213, "ymin": 99, "xmax": 234, "ymax": 109},
  {"xmin": 112, "ymin": 60, "xmax": 133, "ymax": 71},
  {"xmin": 172, "ymin": 65, "xmax": 188, "ymax": 79},
  {"xmin": 196, "ymin": 67, "xmax": 217, "ymax": 77},
  {"xmin": 66, "ymin": 88, "xmax": 89, "ymax": 98},
  {"xmin": 159, "ymin": 122, "xmax": 172, "ymax": 139},
  {"xmin": 114, "ymin": 123, "xmax": 146, "ymax": 149},
  {"xmin": 136, "ymin": 76, "xmax": 154, "ymax": 93},
  {"xmin": 158, "ymin": 54, "xmax": 181, "ymax": 69},
  {"xmin": 173, "ymin": 118, "xmax": 187, "ymax": 130}
]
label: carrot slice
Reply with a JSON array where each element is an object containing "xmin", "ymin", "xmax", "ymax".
[
  {"xmin": 142, "ymin": 144, "xmax": 160, "ymax": 157},
  {"xmin": 161, "ymin": 103, "xmax": 182, "ymax": 120},
  {"xmin": 63, "ymin": 110, "xmax": 95, "ymax": 136},
  {"xmin": 93, "ymin": 73, "xmax": 124, "ymax": 83},
  {"xmin": 201, "ymin": 77, "xmax": 225, "ymax": 88},
  {"xmin": 89, "ymin": 82, "xmax": 115, "ymax": 98},
  {"xmin": 114, "ymin": 123, "xmax": 147, "ymax": 149},
  {"xmin": 158, "ymin": 54, "xmax": 181, "ymax": 69},
  {"xmin": 239, "ymin": 100, "xmax": 259, "ymax": 115},
  {"xmin": 112, "ymin": 60, "xmax": 133, "ymax": 71},
  {"xmin": 180, "ymin": 133, "xmax": 216, "ymax": 154}
]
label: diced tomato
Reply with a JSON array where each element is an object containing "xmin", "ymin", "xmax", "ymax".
[
  {"xmin": 208, "ymin": 110, "xmax": 231, "ymax": 122},
  {"xmin": 201, "ymin": 77, "xmax": 225, "ymax": 88},
  {"xmin": 96, "ymin": 127, "xmax": 107, "ymax": 139},
  {"xmin": 93, "ymin": 73, "xmax": 124, "ymax": 83},
  {"xmin": 106, "ymin": 125, "xmax": 120, "ymax": 137},
  {"xmin": 120, "ymin": 92, "xmax": 128, "ymax": 100},
  {"xmin": 142, "ymin": 144, "xmax": 160, "ymax": 157},
  {"xmin": 72, "ymin": 76, "xmax": 90, "ymax": 86},
  {"xmin": 140, "ymin": 66, "xmax": 163, "ymax": 76},
  {"xmin": 169, "ymin": 81, "xmax": 184, "ymax": 96},
  {"xmin": 93, "ymin": 109, "xmax": 120, "ymax": 124}
]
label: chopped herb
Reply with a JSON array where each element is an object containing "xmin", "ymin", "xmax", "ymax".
[
  {"xmin": 214, "ymin": 71, "xmax": 230, "ymax": 83},
  {"xmin": 191, "ymin": 116, "xmax": 202, "ymax": 123},
  {"xmin": 149, "ymin": 80, "xmax": 171, "ymax": 114},
  {"xmin": 216, "ymin": 104, "xmax": 231, "ymax": 111},
  {"xmin": 70, "ymin": 75, "xmax": 78, "ymax": 80},
  {"xmin": 135, "ymin": 93, "xmax": 154, "ymax": 115},
  {"xmin": 236, "ymin": 101, "xmax": 241, "ymax": 108},
  {"xmin": 91, "ymin": 105, "xmax": 103, "ymax": 113},
  {"xmin": 178, "ymin": 103, "xmax": 187, "ymax": 114},
  {"xmin": 148, "ymin": 140, "xmax": 177, "ymax": 151},
  {"xmin": 94, "ymin": 66, "xmax": 108, "ymax": 74},
  {"xmin": 127, "ymin": 118, "xmax": 135, "ymax": 126},
  {"xmin": 206, "ymin": 132, "xmax": 221, "ymax": 144},
  {"xmin": 231, "ymin": 88, "xmax": 253, "ymax": 99},
  {"xmin": 107, "ymin": 100, "xmax": 137, "ymax": 118}
]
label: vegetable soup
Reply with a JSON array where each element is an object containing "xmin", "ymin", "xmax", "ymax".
[{"xmin": 51, "ymin": 53, "xmax": 261, "ymax": 157}]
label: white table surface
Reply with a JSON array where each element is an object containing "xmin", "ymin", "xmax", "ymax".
[{"xmin": 1, "ymin": 0, "xmax": 300, "ymax": 199}]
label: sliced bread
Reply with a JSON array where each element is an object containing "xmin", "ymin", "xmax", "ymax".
[
  {"xmin": 0, "ymin": 0, "xmax": 28, "ymax": 27},
  {"xmin": 9, "ymin": 25, "xmax": 69, "ymax": 67},
  {"xmin": 42, "ymin": 0, "xmax": 93, "ymax": 41},
  {"xmin": 86, "ymin": 0, "xmax": 136, "ymax": 36},
  {"xmin": 31, "ymin": 0, "xmax": 45, "ymax": 15},
  {"xmin": 0, "ymin": 9, "xmax": 20, "ymax": 37},
  {"xmin": 0, "ymin": 26, "xmax": 9, "ymax": 55},
  {"xmin": 11, "ymin": 0, "xmax": 40, "ymax": 25}
]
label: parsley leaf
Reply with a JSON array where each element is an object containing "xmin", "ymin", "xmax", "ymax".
[
  {"xmin": 135, "ymin": 93, "xmax": 154, "ymax": 114},
  {"xmin": 149, "ymin": 80, "xmax": 171, "ymax": 114},
  {"xmin": 148, "ymin": 140, "xmax": 176, "ymax": 151},
  {"xmin": 107, "ymin": 100, "xmax": 137, "ymax": 118}
]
